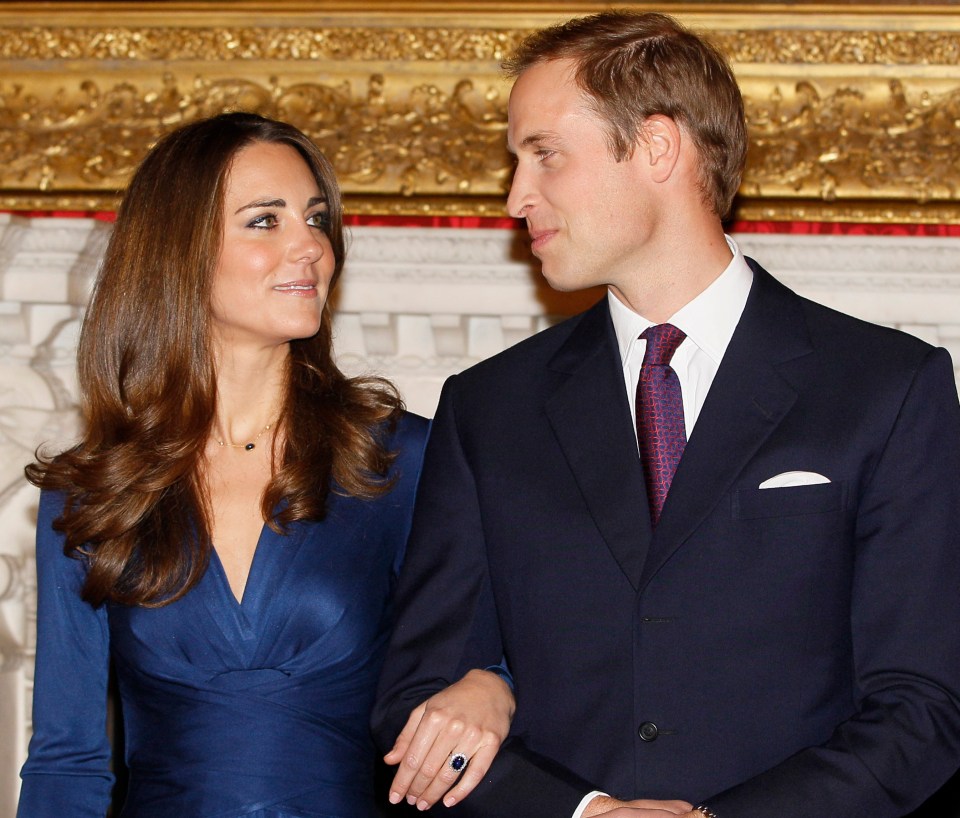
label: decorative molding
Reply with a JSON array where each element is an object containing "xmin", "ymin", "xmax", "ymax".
[
  {"xmin": 0, "ymin": 556, "xmax": 26, "ymax": 672},
  {"xmin": 5, "ymin": 23, "xmax": 958, "ymax": 66},
  {"xmin": 1, "ymin": 2, "xmax": 959, "ymax": 222},
  {"xmin": 737, "ymin": 234, "xmax": 960, "ymax": 284},
  {"xmin": 0, "ymin": 556, "xmax": 21, "ymax": 606},
  {"xmin": 0, "ymin": 25, "xmax": 524, "ymax": 63}
]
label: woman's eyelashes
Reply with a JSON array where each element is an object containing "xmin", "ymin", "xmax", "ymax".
[
  {"xmin": 247, "ymin": 212, "xmax": 279, "ymax": 229},
  {"xmin": 243, "ymin": 208, "xmax": 329, "ymax": 231},
  {"xmin": 307, "ymin": 210, "xmax": 330, "ymax": 230}
]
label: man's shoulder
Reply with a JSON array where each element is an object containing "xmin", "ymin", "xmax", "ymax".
[
  {"xmin": 753, "ymin": 264, "xmax": 958, "ymax": 411},
  {"xmin": 455, "ymin": 299, "xmax": 606, "ymax": 385},
  {"xmin": 796, "ymin": 291, "xmax": 936, "ymax": 365},
  {"xmin": 751, "ymin": 259, "xmax": 938, "ymax": 368}
]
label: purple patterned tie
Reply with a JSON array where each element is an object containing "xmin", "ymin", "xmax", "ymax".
[{"xmin": 637, "ymin": 323, "xmax": 687, "ymax": 526}]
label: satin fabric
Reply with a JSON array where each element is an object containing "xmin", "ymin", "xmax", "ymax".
[{"xmin": 19, "ymin": 414, "xmax": 427, "ymax": 818}]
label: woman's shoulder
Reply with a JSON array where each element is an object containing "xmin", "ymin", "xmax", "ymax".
[
  {"xmin": 384, "ymin": 410, "xmax": 430, "ymax": 489},
  {"xmin": 394, "ymin": 409, "xmax": 430, "ymax": 445},
  {"xmin": 37, "ymin": 488, "xmax": 68, "ymax": 527},
  {"xmin": 34, "ymin": 490, "xmax": 91, "ymax": 588}
]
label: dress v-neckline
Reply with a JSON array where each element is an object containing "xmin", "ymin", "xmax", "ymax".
[
  {"xmin": 211, "ymin": 522, "xmax": 269, "ymax": 608},
  {"xmin": 202, "ymin": 520, "xmax": 308, "ymax": 653}
]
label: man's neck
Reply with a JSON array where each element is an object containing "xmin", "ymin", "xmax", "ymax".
[{"xmin": 608, "ymin": 229, "xmax": 733, "ymax": 323}]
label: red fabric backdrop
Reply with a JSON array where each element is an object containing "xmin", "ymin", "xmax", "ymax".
[{"xmin": 6, "ymin": 211, "xmax": 960, "ymax": 236}]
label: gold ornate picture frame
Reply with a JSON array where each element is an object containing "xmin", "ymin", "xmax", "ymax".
[{"xmin": 1, "ymin": 1, "xmax": 958, "ymax": 223}]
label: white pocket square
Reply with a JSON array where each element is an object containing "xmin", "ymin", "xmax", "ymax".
[{"xmin": 758, "ymin": 471, "xmax": 831, "ymax": 490}]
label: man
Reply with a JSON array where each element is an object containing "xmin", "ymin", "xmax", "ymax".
[{"xmin": 373, "ymin": 11, "xmax": 960, "ymax": 818}]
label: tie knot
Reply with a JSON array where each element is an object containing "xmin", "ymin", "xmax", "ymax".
[{"xmin": 640, "ymin": 323, "xmax": 686, "ymax": 367}]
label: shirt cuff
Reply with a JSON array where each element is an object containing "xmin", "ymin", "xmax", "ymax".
[{"xmin": 572, "ymin": 791, "xmax": 609, "ymax": 818}]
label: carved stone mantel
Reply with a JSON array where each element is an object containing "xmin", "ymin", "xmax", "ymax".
[{"xmin": 0, "ymin": 215, "xmax": 958, "ymax": 815}]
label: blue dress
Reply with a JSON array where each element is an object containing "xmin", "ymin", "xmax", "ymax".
[{"xmin": 18, "ymin": 414, "xmax": 428, "ymax": 818}]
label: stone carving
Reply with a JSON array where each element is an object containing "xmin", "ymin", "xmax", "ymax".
[{"xmin": 0, "ymin": 213, "xmax": 959, "ymax": 808}]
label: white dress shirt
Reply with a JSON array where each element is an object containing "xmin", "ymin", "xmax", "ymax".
[
  {"xmin": 571, "ymin": 236, "xmax": 753, "ymax": 818},
  {"xmin": 608, "ymin": 235, "xmax": 754, "ymax": 441}
]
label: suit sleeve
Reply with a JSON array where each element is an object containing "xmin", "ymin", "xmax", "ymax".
[
  {"xmin": 372, "ymin": 376, "xmax": 594, "ymax": 817},
  {"xmin": 17, "ymin": 490, "xmax": 114, "ymax": 818},
  {"xmin": 707, "ymin": 346, "xmax": 960, "ymax": 817}
]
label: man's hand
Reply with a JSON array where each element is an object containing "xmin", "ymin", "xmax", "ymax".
[
  {"xmin": 384, "ymin": 668, "xmax": 515, "ymax": 810},
  {"xmin": 583, "ymin": 795, "xmax": 695, "ymax": 817}
]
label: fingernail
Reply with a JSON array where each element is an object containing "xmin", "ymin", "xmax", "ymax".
[
  {"xmin": 406, "ymin": 795, "xmax": 417, "ymax": 806},
  {"xmin": 444, "ymin": 796, "xmax": 457, "ymax": 807},
  {"xmin": 417, "ymin": 801, "xmax": 429, "ymax": 811},
  {"xmin": 389, "ymin": 792, "xmax": 401, "ymax": 804}
]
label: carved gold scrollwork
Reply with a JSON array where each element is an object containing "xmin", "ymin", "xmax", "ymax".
[
  {"xmin": 0, "ymin": 26, "xmax": 527, "ymax": 63},
  {"xmin": 740, "ymin": 77, "xmax": 960, "ymax": 203},
  {"xmin": 713, "ymin": 30, "xmax": 960, "ymax": 66},
  {"xmin": 0, "ymin": 3, "xmax": 958, "ymax": 223},
  {"xmin": 0, "ymin": 71, "xmax": 512, "ymax": 198}
]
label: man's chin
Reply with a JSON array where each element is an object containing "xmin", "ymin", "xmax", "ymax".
[{"xmin": 540, "ymin": 267, "xmax": 579, "ymax": 292}]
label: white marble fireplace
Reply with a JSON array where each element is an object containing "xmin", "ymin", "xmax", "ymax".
[{"xmin": 0, "ymin": 214, "xmax": 958, "ymax": 815}]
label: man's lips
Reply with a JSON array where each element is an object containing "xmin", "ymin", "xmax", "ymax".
[{"xmin": 529, "ymin": 229, "xmax": 557, "ymax": 253}]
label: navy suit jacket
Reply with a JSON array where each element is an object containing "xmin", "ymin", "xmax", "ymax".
[{"xmin": 373, "ymin": 263, "xmax": 960, "ymax": 817}]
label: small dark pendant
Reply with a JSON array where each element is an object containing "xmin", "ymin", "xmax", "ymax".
[{"xmin": 244, "ymin": 443, "xmax": 255, "ymax": 451}]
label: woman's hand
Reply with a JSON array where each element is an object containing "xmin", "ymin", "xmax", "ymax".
[{"xmin": 384, "ymin": 668, "xmax": 516, "ymax": 810}]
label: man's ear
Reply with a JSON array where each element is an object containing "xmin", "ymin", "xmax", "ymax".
[{"xmin": 639, "ymin": 115, "xmax": 682, "ymax": 182}]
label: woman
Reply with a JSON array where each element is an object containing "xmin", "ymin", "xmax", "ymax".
[{"xmin": 18, "ymin": 112, "xmax": 511, "ymax": 818}]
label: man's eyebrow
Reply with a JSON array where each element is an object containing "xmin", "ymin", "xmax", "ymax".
[
  {"xmin": 507, "ymin": 131, "xmax": 561, "ymax": 155},
  {"xmin": 522, "ymin": 132, "xmax": 561, "ymax": 149}
]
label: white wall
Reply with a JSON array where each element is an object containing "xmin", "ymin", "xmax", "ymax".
[{"xmin": 1, "ymin": 214, "xmax": 959, "ymax": 815}]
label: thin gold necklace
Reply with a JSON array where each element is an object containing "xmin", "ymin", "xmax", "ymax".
[{"xmin": 214, "ymin": 422, "xmax": 273, "ymax": 452}]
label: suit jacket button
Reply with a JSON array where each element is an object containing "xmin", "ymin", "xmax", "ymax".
[{"xmin": 638, "ymin": 722, "xmax": 659, "ymax": 742}]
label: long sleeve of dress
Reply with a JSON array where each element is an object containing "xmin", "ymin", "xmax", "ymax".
[{"xmin": 17, "ymin": 489, "xmax": 114, "ymax": 818}]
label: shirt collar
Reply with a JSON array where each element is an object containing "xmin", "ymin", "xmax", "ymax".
[{"xmin": 608, "ymin": 234, "xmax": 754, "ymax": 365}]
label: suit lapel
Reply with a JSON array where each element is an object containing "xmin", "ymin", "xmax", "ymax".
[
  {"xmin": 545, "ymin": 300, "xmax": 651, "ymax": 590},
  {"xmin": 639, "ymin": 264, "xmax": 814, "ymax": 591}
]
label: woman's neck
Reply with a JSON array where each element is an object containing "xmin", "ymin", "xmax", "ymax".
[{"xmin": 212, "ymin": 342, "xmax": 288, "ymax": 446}]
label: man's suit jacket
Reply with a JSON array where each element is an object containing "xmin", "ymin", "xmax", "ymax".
[{"xmin": 373, "ymin": 262, "xmax": 960, "ymax": 817}]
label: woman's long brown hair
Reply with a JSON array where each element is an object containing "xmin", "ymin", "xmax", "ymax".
[{"xmin": 25, "ymin": 112, "xmax": 403, "ymax": 607}]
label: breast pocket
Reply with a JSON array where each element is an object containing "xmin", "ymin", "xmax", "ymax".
[{"xmin": 733, "ymin": 481, "xmax": 847, "ymax": 520}]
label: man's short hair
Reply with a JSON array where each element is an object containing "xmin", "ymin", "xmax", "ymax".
[{"xmin": 504, "ymin": 11, "xmax": 747, "ymax": 220}]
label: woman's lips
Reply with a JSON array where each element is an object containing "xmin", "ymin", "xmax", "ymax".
[{"xmin": 273, "ymin": 280, "xmax": 318, "ymax": 296}]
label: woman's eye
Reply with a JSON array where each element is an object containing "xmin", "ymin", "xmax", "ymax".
[
  {"xmin": 248, "ymin": 213, "xmax": 278, "ymax": 229},
  {"xmin": 307, "ymin": 211, "xmax": 331, "ymax": 230}
]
